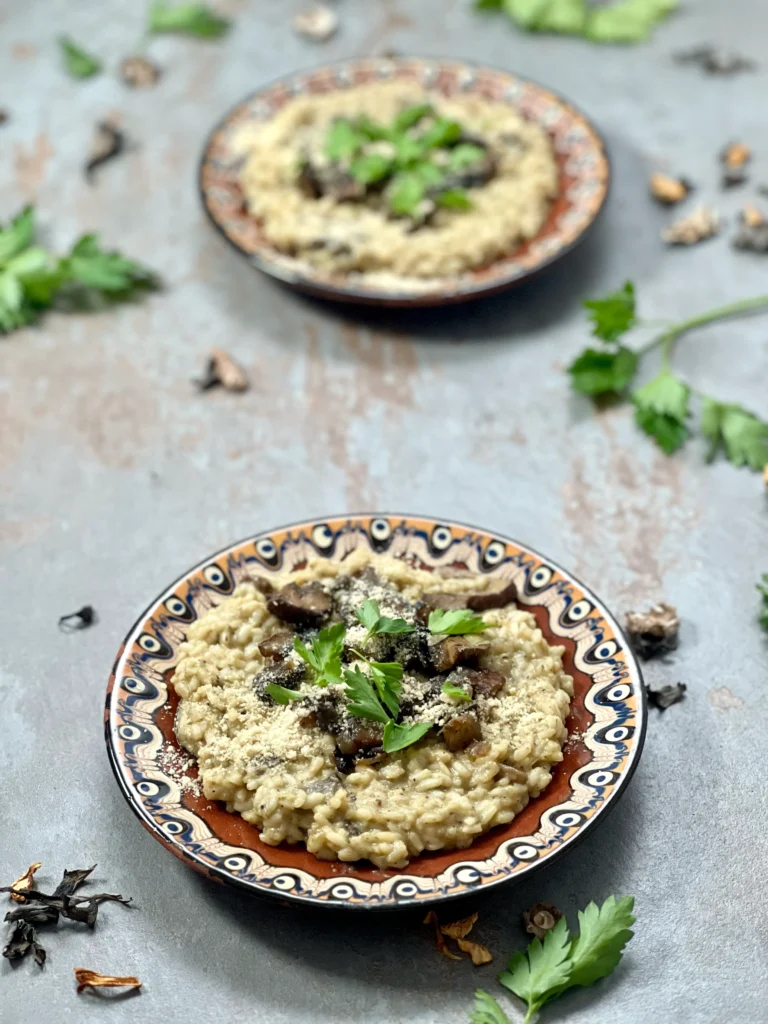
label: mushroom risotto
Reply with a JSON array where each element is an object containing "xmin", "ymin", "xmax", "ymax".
[
  {"xmin": 233, "ymin": 80, "xmax": 559, "ymax": 282},
  {"xmin": 172, "ymin": 550, "xmax": 573, "ymax": 869}
]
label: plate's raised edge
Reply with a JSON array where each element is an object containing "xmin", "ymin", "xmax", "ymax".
[
  {"xmin": 105, "ymin": 511, "xmax": 646, "ymax": 910},
  {"xmin": 197, "ymin": 56, "xmax": 612, "ymax": 308}
]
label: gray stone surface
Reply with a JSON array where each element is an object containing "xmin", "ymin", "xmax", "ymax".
[{"xmin": 1, "ymin": 1, "xmax": 767, "ymax": 1021}]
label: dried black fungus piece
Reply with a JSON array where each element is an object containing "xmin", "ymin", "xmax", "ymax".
[
  {"xmin": 2, "ymin": 921, "xmax": 46, "ymax": 967},
  {"xmin": 0, "ymin": 110, "xmax": 9, "ymax": 126},
  {"xmin": 732, "ymin": 204, "xmax": 768, "ymax": 253},
  {"xmin": 58, "ymin": 605, "xmax": 96, "ymax": 631},
  {"xmin": 119, "ymin": 55, "xmax": 161, "ymax": 88},
  {"xmin": 647, "ymin": 682, "xmax": 687, "ymax": 710},
  {"xmin": 85, "ymin": 121, "xmax": 126, "ymax": 182},
  {"xmin": 626, "ymin": 602, "xmax": 680, "ymax": 659},
  {"xmin": 523, "ymin": 902, "xmax": 563, "ymax": 940},
  {"xmin": 195, "ymin": 348, "xmax": 249, "ymax": 393},
  {"xmin": 674, "ymin": 45, "xmax": 756, "ymax": 76}
]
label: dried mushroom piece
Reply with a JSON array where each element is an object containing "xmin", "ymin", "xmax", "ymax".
[
  {"xmin": 120, "ymin": 56, "xmax": 161, "ymax": 88},
  {"xmin": 522, "ymin": 901, "xmax": 563, "ymax": 940},
  {"xmin": 625, "ymin": 602, "xmax": 680, "ymax": 659},
  {"xmin": 647, "ymin": 681, "xmax": 687, "ymax": 710},
  {"xmin": 441, "ymin": 912, "xmax": 478, "ymax": 940},
  {"xmin": 457, "ymin": 937, "xmax": 493, "ymax": 965},
  {"xmin": 721, "ymin": 142, "xmax": 751, "ymax": 188},
  {"xmin": 674, "ymin": 45, "xmax": 756, "ymax": 76},
  {"xmin": 649, "ymin": 172, "xmax": 691, "ymax": 205},
  {"xmin": 292, "ymin": 4, "xmax": 338, "ymax": 41},
  {"xmin": 74, "ymin": 968, "xmax": 142, "ymax": 994},
  {"xmin": 662, "ymin": 206, "xmax": 719, "ymax": 246},
  {"xmin": 2, "ymin": 921, "xmax": 46, "ymax": 967},
  {"xmin": 58, "ymin": 605, "xmax": 96, "ymax": 631},
  {"xmin": 8, "ymin": 862, "xmax": 42, "ymax": 903},
  {"xmin": 0, "ymin": 110, "xmax": 9, "ymax": 126},
  {"xmin": 732, "ymin": 205, "xmax": 768, "ymax": 253},
  {"xmin": 424, "ymin": 911, "xmax": 462, "ymax": 960},
  {"xmin": 85, "ymin": 121, "xmax": 126, "ymax": 182},
  {"xmin": 195, "ymin": 348, "xmax": 249, "ymax": 392}
]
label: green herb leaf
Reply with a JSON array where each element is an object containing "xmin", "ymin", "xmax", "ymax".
[
  {"xmin": 0, "ymin": 206, "xmax": 35, "ymax": 265},
  {"xmin": 148, "ymin": 1, "xmax": 230, "ymax": 37},
  {"xmin": 5, "ymin": 247, "xmax": 50, "ymax": 278},
  {"xmin": 632, "ymin": 372, "xmax": 690, "ymax": 454},
  {"xmin": 293, "ymin": 621, "xmax": 345, "ymax": 687},
  {"xmin": 351, "ymin": 649, "xmax": 404, "ymax": 717},
  {"xmin": 412, "ymin": 161, "xmax": 445, "ymax": 187},
  {"xmin": 449, "ymin": 143, "xmax": 486, "ymax": 172},
  {"xmin": 475, "ymin": 0, "xmax": 504, "ymax": 10},
  {"xmin": 428, "ymin": 608, "xmax": 489, "ymax": 636},
  {"xmin": 566, "ymin": 896, "xmax": 636, "ymax": 988},
  {"xmin": 757, "ymin": 574, "xmax": 768, "ymax": 631},
  {"xmin": 442, "ymin": 680, "xmax": 472, "ymax": 702},
  {"xmin": 60, "ymin": 234, "xmax": 158, "ymax": 294},
  {"xmin": 499, "ymin": 917, "xmax": 573, "ymax": 1021},
  {"xmin": 389, "ymin": 173, "xmax": 425, "ymax": 216},
  {"xmin": 355, "ymin": 599, "xmax": 415, "ymax": 641},
  {"xmin": 586, "ymin": 0, "xmax": 678, "ymax": 43},
  {"xmin": 394, "ymin": 103, "xmax": 433, "ymax": 132},
  {"xmin": 356, "ymin": 115, "xmax": 391, "ymax": 142},
  {"xmin": 501, "ymin": 0, "xmax": 553, "ymax": 30},
  {"xmin": 350, "ymin": 153, "xmax": 393, "ymax": 184},
  {"xmin": 394, "ymin": 134, "xmax": 426, "ymax": 167},
  {"xmin": 468, "ymin": 990, "xmax": 511, "ymax": 1024},
  {"xmin": 702, "ymin": 399, "xmax": 768, "ymax": 471},
  {"xmin": 535, "ymin": 0, "xmax": 588, "ymax": 34},
  {"xmin": 58, "ymin": 36, "xmax": 103, "ymax": 79},
  {"xmin": 583, "ymin": 281, "xmax": 636, "ymax": 341},
  {"xmin": 0, "ymin": 272, "xmax": 23, "ymax": 314},
  {"xmin": 437, "ymin": 187, "xmax": 472, "ymax": 210},
  {"xmin": 568, "ymin": 345, "xmax": 639, "ymax": 396},
  {"xmin": 343, "ymin": 666, "xmax": 389, "ymax": 724},
  {"xmin": 265, "ymin": 683, "xmax": 303, "ymax": 704},
  {"xmin": 326, "ymin": 119, "xmax": 362, "ymax": 162},
  {"xmin": 420, "ymin": 117, "xmax": 463, "ymax": 150},
  {"xmin": 382, "ymin": 719, "xmax": 432, "ymax": 753}
]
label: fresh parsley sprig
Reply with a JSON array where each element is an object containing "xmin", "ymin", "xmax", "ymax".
[
  {"xmin": 475, "ymin": 0, "xmax": 677, "ymax": 44},
  {"xmin": 355, "ymin": 598, "xmax": 415, "ymax": 642},
  {"xmin": 264, "ymin": 683, "xmax": 302, "ymax": 704},
  {"xmin": 568, "ymin": 282, "xmax": 768, "ymax": 470},
  {"xmin": 469, "ymin": 990, "xmax": 511, "ymax": 1024},
  {"xmin": 293, "ymin": 622, "xmax": 345, "ymax": 687},
  {"xmin": 428, "ymin": 608, "xmax": 489, "ymax": 636},
  {"xmin": 59, "ymin": 36, "xmax": 103, "ymax": 79},
  {"xmin": 442, "ymin": 680, "xmax": 472, "ymax": 702},
  {"xmin": 497, "ymin": 896, "xmax": 636, "ymax": 1024},
  {"xmin": 349, "ymin": 648, "xmax": 403, "ymax": 717},
  {"xmin": 148, "ymin": 1, "xmax": 230, "ymax": 38}
]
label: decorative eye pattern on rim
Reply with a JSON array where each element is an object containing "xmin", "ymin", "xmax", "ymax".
[
  {"xmin": 562, "ymin": 598, "xmax": 593, "ymax": 624},
  {"xmin": 584, "ymin": 770, "xmax": 619, "ymax": 788},
  {"xmin": 595, "ymin": 682, "xmax": 633, "ymax": 705},
  {"xmin": 137, "ymin": 632, "xmax": 172, "ymax": 657},
  {"xmin": 203, "ymin": 563, "xmax": 232, "ymax": 592},
  {"xmin": 121, "ymin": 676, "xmax": 158, "ymax": 698},
  {"xmin": 585, "ymin": 638, "xmax": 620, "ymax": 663},
  {"xmin": 164, "ymin": 596, "xmax": 194, "ymax": 621},
  {"xmin": 220, "ymin": 855, "xmax": 250, "ymax": 873},
  {"xmin": 552, "ymin": 811, "xmax": 586, "ymax": 829},
  {"xmin": 526, "ymin": 565, "xmax": 554, "ymax": 593},
  {"xmin": 327, "ymin": 883, "xmax": 356, "ymax": 900},
  {"xmin": 135, "ymin": 779, "xmax": 170, "ymax": 799},
  {"xmin": 369, "ymin": 517, "xmax": 393, "ymax": 550},
  {"xmin": 453, "ymin": 866, "xmax": 481, "ymax": 885},
  {"xmin": 310, "ymin": 523, "xmax": 335, "ymax": 553},
  {"xmin": 429, "ymin": 524, "xmax": 454, "ymax": 554},
  {"xmin": 118, "ymin": 724, "xmax": 152, "ymax": 745},
  {"xmin": 595, "ymin": 724, "xmax": 635, "ymax": 745},
  {"xmin": 481, "ymin": 539, "xmax": 508, "ymax": 570},
  {"xmin": 254, "ymin": 537, "xmax": 280, "ymax": 567},
  {"xmin": 272, "ymin": 873, "xmax": 299, "ymax": 891},
  {"xmin": 511, "ymin": 844, "xmax": 539, "ymax": 861},
  {"xmin": 160, "ymin": 818, "xmax": 189, "ymax": 837}
]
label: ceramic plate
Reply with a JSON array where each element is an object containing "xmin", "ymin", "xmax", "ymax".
[
  {"xmin": 106, "ymin": 514, "xmax": 645, "ymax": 910},
  {"xmin": 199, "ymin": 57, "xmax": 610, "ymax": 307}
]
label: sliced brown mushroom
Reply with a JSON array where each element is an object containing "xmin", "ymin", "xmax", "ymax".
[
  {"xmin": 297, "ymin": 160, "xmax": 366, "ymax": 202},
  {"xmin": 267, "ymin": 582, "xmax": 333, "ymax": 627},
  {"xmin": 466, "ymin": 580, "xmax": 517, "ymax": 612},
  {"xmin": 257, "ymin": 631, "xmax": 295, "ymax": 661},
  {"xmin": 430, "ymin": 637, "xmax": 489, "ymax": 673},
  {"xmin": 252, "ymin": 661, "xmax": 306, "ymax": 702},
  {"xmin": 442, "ymin": 713, "xmax": 482, "ymax": 752},
  {"xmin": 449, "ymin": 667, "xmax": 505, "ymax": 698}
]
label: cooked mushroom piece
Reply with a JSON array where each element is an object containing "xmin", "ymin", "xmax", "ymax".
[
  {"xmin": 257, "ymin": 630, "xmax": 295, "ymax": 661},
  {"xmin": 298, "ymin": 160, "xmax": 366, "ymax": 202},
  {"xmin": 267, "ymin": 582, "xmax": 333, "ymax": 627},
  {"xmin": 415, "ymin": 592, "xmax": 467, "ymax": 625},
  {"xmin": 467, "ymin": 579, "xmax": 517, "ymax": 612},
  {"xmin": 449, "ymin": 667, "xmax": 505, "ymax": 698},
  {"xmin": 252, "ymin": 576, "xmax": 274, "ymax": 595},
  {"xmin": 252, "ymin": 662, "xmax": 306, "ymax": 703},
  {"xmin": 442, "ymin": 713, "xmax": 482, "ymax": 752},
  {"xmin": 430, "ymin": 636, "xmax": 489, "ymax": 673}
]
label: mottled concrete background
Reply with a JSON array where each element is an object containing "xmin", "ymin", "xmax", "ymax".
[{"xmin": 1, "ymin": 1, "xmax": 767, "ymax": 1021}]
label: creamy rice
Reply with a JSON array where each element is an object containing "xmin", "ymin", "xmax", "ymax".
[
  {"xmin": 172, "ymin": 550, "xmax": 572, "ymax": 869},
  {"xmin": 234, "ymin": 80, "xmax": 559, "ymax": 282}
]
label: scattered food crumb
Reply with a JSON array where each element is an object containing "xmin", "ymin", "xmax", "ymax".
[
  {"xmin": 663, "ymin": 206, "xmax": 720, "ymax": 246},
  {"xmin": 58, "ymin": 605, "xmax": 97, "ymax": 632},
  {"xmin": 441, "ymin": 912, "xmax": 478, "ymax": 940},
  {"xmin": 720, "ymin": 142, "xmax": 751, "ymax": 188},
  {"xmin": 120, "ymin": 55, "xmax": 161, "ymax": 88},
  {"xmin": 195, "ymin": 348, "xmax": 249, "ymax": 393},
  {"xmin": 74, "ymin": 969, "xmax": 142, "ymax": 995},
  {"xmin": 522, "ymin": 902, "xmax": 562, "ymax": 939},
  {"xmin": 732, "ymin": 204, "xmax": 768, "ymax": 253},
  {"xmin": 293, "ymin": 4, "xmax": 338, "ymax": 42},
  {"xmin": 457, "ymin": 937, "xmax": 493, "ymax": 965},
  {"xmin": 674, "ymin": 44, "xmax": 756, "ymax": 76},
  {"xmin": 707, "ymin": 686, "xmax": 744, "ymax": 711},
  {"xmin": 647, "ymin": 682, "xmax": 687, "ymax": 710},
  {"xmin": 85, "ymin": 120, "xmax": 126, "ymax": 182},
  {"xmin": 7, "ymin": 863, "xmax": 42, "ymax": 904},
  {"xmin": 424, "ymin": 910, "xmax": 461, "ymax": 960},
  {"xmin": 626, "ymin": 602, "xmax": 680, "ymax": 659},
  {"xmin": 649, "ymin": 172, "xmax": 691, "ymax": 205},
  {"xmin": 0, "ymin": 109, "xmax": 9, "ymax": 125}
]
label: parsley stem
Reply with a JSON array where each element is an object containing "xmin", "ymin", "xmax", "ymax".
[{"xmin": 637, "ymin": 294, "xmax": 768, "ymax": 366}]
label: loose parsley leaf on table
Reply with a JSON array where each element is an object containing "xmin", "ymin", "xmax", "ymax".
[
  {"xmin": 632, "ymin": 372, "xmax": 690, "ymax": 454},
  {"xmin": 469, "ymin": 990, "xmax": 511, "ymax": 1024},
  {"xmin": 442, "ymin": 680, "xmax": 472, "ymax": 701},
  {"xmin": 265, "ymin": 683, "xmax": 302, "ymax": 704},
  {"xmin": 355, "ymin": 598, "xmax": 415, "ymax": 641},
  {"xmin": 757, "ymin": 575, "xmax": 768, "ymax": 631},
  {"xmin": 584, "ymin": 280, "xmax": 636, "ymax": 341},
  {"xmin": 428, "ymin": 608, "xmax": 489, "ymax": 636},
  {"xmin": 568, "ymin": 346, "xmax": 638, "ymax": 395},
  {"xmin": 293, "ymin": 622, "xmax": 345, "ymax": 687},
  {"xmin": 382, "ymin": 719, "xmax": 432, "ymax": 753},
  {"xmin": 701, "ymin": 399, "xmax": 768, "ymax": 470},
  {"xmin": 58, "ymin": 36, "xmax": 103, "ymax": 79},
  {"xmin": 475, "ymin": 0, "xmax": 677, "ymax": 43},
  {"xmin": 148, "ymin": 1, "xmax": 230, "ymax": 38},
  {"xmin": 61, "ymin": 234, "xmax": 158, "ymax": 294}
]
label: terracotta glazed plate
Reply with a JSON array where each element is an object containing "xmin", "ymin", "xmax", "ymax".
[
  {"xmin": 199, "ymin": 57, "xmax": 610, "ymax": 307},
  {"xmin": 106, "ymin": 514, "xmax": 645, "ymax": 910}
]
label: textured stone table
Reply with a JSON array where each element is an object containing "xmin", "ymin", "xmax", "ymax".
[{"xmin": 2, "ymin": 1, "xmax": 767, "ymax": 1021}]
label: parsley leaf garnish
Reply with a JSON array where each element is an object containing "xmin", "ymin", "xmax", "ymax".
[
  {"xmin": 58, "ymin": 36, "xmax": 103, "ymax": 79},
  {"xmin": 478, "ymin": 0, "xmax": 676, "ymax": 43},
  {"xmin": 442, "ymin": 680, "xmax": 472, "ymax": 701},
  {"xmin": 393, "ymin": 103, "xmax": 433, "ymax": 132},
  {"xmin": 343, "ymin": 666, "xmax": 390, "ymax": 724},
  {"xmin": 382, "ymin": 720, "xmax": 431, "ymax": 753},
  {"xmin": 389, "ymin": 173, "xmax": 425, "ymax": 216},
  {"xmin": 60, "ymin": 234, "xmax": 158, "ymax": 294},
  {"xmin": 757, "ymin": 575, "xmax": 768, "ymax": 631},
  {"xmin": 355, "ymin": 599, "xmax": 415, "ymax": 641},
  {"xmin": 0, "ymin": 206, "xmax": 35, "ymax": 263},
  {"xmin": 701, "ymin": 398, "xmax": 768, "ymax": 470},
  {"xmin": 350, "ymin": 153, "xmax": 393, "ymax": 184},
  {"xmin": 350, "ymin": 649, "xmax": 403, "ymax": 717},
  {"xmin": 632, "ymin": 372, "xmax": 690, "ymax": 454},
  {"xmin": 293, "ymin": 622, "xmax": 345, "ymax": 687},
  {"xmin": 584, "ymin": 281, "xmax": 636, "ymax": 341},
  {"xmin": 468, "ymin": 990, "xmax": 511, "ymax": 1024},
  {"xmin": 498, "ymin": 897, "xmax": 636, "ymax": 1024},
  {"xmin": 449, "ymin": 143, "xmax": 486, "ymax": 172},
  {"xmin": 326, "ymin": 119, "xmax": 362, "ymax": 162},
  {"xmin": 428, "ymin": 608, "xmax": 489, "ymax": 636},
  {"xmin": 437, "ymin": 188, "xmax": 472, "ymax": 210},
  {"xmin": 567, "ymin": 346, "xmax": 638, "ymax": 396},
  {"xmin": 148, "ymin": 1, "xmax": 230, "ymax": 38},
  {"xmin": 265, "ymin": 683, "xmax": 302, "ymax": 704}
]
